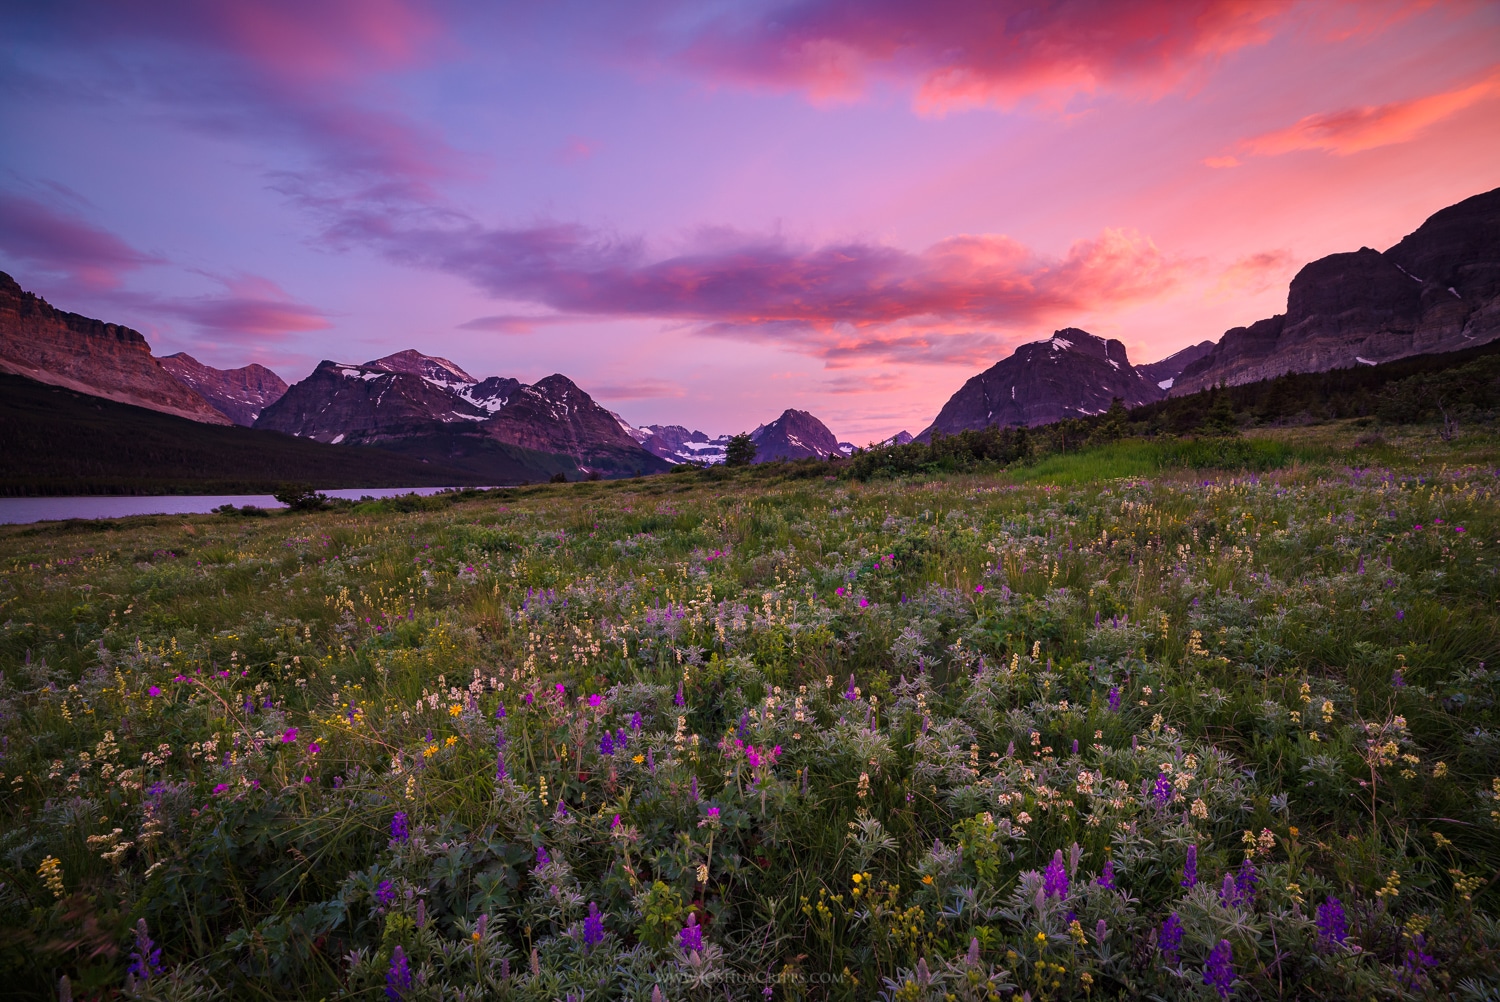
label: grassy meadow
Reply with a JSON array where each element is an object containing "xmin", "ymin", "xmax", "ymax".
[{"xmin": 3, "ymin": 422, "xmax": 1500, "ymax": 1000}]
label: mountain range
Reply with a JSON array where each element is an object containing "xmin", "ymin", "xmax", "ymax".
[
  {"xmin": 2, "ymin": 186, "xmax": 1496, "ymax": 481},
  {"xmin": 921, "ymin": 186, "xmax": 1500, "ymax": 438}
]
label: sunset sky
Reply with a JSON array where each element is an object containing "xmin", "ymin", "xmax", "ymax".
[{"xmin": 3, "ymin": 1, "xmax": 1498, "ymax": 443}]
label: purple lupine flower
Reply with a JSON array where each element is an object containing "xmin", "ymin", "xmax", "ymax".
[
  {"xmin": 1096, "ymin": 859, "xmax": 1116, "ymax": 889},
  {"xmin": 375, "ymin": 880, "xmax": 396, "ymax": 906},
  {"xmin": 555, "ymin": 798, "xmax": 568, "ymax": 818},
  {"xmin": 737, "ymin": 712, "xmax": 750, "ymax": 738},
  {"xmin": 496, "ymin": 703, "xmax": 506, "ymax": 719},
  {"xmin": 1072, "ymin": 739, "xmax": 1079, "ymax": 755},
  {"xmin": 1315, "ymin": 897, "xmax": 1347, "ymax": 947},
  {"xmin": 844, "ymin": 675, "xmax": 857, "ymax": 700},
  {"xmin": 386, "ymin": 945, "xmax": 412, "ymax": 1001},
  {"xmin": 127, "ymin": 919, "xmax": 163, "ymax": 982},
  {"xmin": 390, "ymin": 812, "xmax": 409, "ymax": 844},
  {"xmin": 1181, "ymin": 845, "xmax": 1198, "ymax": 888},
  {"xmin": 1159, "ymin": 913, "xmax": 1184, "ymax": 965},
  {"xmin": 680, "ymin": 913, "xmax": 704, "ymax": 954},
  {"xmin": 536, "ymin": 845, "xmax": 551, "ymax": 867},
  {"xmin": 1043, "ymin": 849, "xmax": 1069, "ymax": 898},
  {"xmin": 495, "ymin": 751, "xmax": 508, "ymax": 781},
  {"xmin": 1391, "ymin": 669, "xmax": 1406, "ymax": 689},
  {"xmin": 630, "ymin": 711, "xmax": 643, "ymax": 730},
  {"xmin": 600, "ymin": 731, "xmax": 615, "ymax": 755},
  {"xmin": 615, "ymin": 727, "xmax": 628, "ymax": 749},
  {"xmin": 1203, "ymin": 939, "xmax": 1236, "ymax": 998},
  {"xmin": 675, "ymin": 682, "xmax": 685, "ymax": 707},
  {"xmin": 1152, "ymin": 772, "xmax": 1173, "ymax": 806},
  {"xmin": 1107, "ymin": 686, "xmax": 1121, "ymax": 712},
  {"xmin": 1399, "ymin": 934, "xmax": 1437, "ymax": 990},
  {"xmin": 583, "ymin": 901, "xmax": 605, "ymax": 948},
  {"xmin": 1219, "ymin": 873, "xmax": 1241, "ymax": 909},
  {"xmin": 1235, "ymin": 858, "xmax": 1258, "ymax": 902}
]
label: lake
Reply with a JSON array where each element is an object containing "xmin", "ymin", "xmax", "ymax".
[{"xmin": 0, "ymin": 487, "xmax": 483, "ymax": 525}]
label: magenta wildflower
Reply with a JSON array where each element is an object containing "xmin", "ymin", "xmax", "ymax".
[
  {"xmin": 281, "ymin": 728, "xmax": 298, "ymax": 743},
  {"xmin": 589, "ymin": 693, "xmax": 603, "ymax": 708},
  {"xmin": 974, "ymin": 584, "xmax": 984, "ymax": 594},
  {"xmin": 858, "ymin": 596, "xmax": 870, "ymax": 608},
  {"xmin": 307, "ymin": 743, "xmax": 320, "ymax": 755},
  {"xmin": 148, "ymin": 686, "xmax": 162, "ymax": 697}
]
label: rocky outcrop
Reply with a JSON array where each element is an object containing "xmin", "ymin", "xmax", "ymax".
[
  {"xmin": 1175, "ymin": 187, "xmax": 1500, "ymax": 394},
  {"xmin": 751, "ymin": 408, "xmax": 840, "ymax": 461},
  {"xmin": 159, "ymin": 352, "xmax": 288, "ymax": 426},
  {"xmin": 0, "ymin": 271, "xmax": 230, "ymax": 424},
  {"xmin": 921, "ymin": 329, "xmax": 1161, "ymax": 437}
]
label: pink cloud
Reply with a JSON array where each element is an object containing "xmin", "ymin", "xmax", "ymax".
[
  {"xmin": 0, "ymin": 193, "xmax": 162, "ymax": 291},
  {"xmin": 151, "ymin": 274, "xmax": 333, "ymax": 342},
  {"xmin": 339, "ymin": 207, "xmax": 1182, "ymax": 364},
  {"xmin": 669, "ymin": 0, "xmax": 1312, "ymax": 114},
  {"xmin": 1210, "ymin": 250, "xmax": 1297, "ymax": 297},
  {"xmin": 590, "ymin": 378, "xmax": 687, "ymax": 400},
  {"xmin": 1231, "ymin": 69, "xmax": 1500, "ymax": 159}
]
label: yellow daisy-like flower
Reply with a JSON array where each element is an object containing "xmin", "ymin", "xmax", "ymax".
[
  {"xmin": 632, "ymin": 754, "xmax": 644, "ymax": 764},
  {"xmin": 449, "ymin": 704, "xmax": 463, "ymax": 717},
  {"xmin": 445, "ymin": 735, "xmax": 458, "ymax": 747}
]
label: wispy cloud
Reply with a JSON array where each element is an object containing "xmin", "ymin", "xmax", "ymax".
[
  {"xmin": 1212, "ymin": 69, "xmax": 1500, "ymax": 164},
  {"xmin": 0, "ymin": 192, "xmax": 162, "ymax": 290},
  {"xmin": 590, "ymin": 378, "xmax": 687, "ymax": 400},
  {"xmin": 1210, "ymin": 249, "xmax": 1297, "ymax": 297}
]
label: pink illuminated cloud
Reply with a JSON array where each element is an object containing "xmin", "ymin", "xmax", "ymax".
[
  {"xmin": 152, "ymin": 275, "xmax": 333, "ymax": 342},
  {"xmin": 1224, "ymin": 69, "xmax": 1500, "ymax": 161},
  {"xmin": 346, "ymin": 211, "xmax": 1183, "ymax": 365},
  {"xmin": 0, "ymin": 193, "xmax": 162, "ymax": 291},
  {"xmin": 670, "ymin": 0, "xmax": 1323, "ymax": 113}
]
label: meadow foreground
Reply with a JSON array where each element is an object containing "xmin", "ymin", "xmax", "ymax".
[{"xmin": 3, "ymin": 431, "xmax": 1500, "ymax": 1000}]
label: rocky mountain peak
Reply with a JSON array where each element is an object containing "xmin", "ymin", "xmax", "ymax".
[
  {"xmin": 363, "ymin": 349, "xmax": 476, "ymax": 386},
  {"xmin": 751, "ymin": 408, "xmax": 840, "ymax": 461},
  {"xmin": 159, "ymin": 352, "xmax": 289, "ymax": 426}
]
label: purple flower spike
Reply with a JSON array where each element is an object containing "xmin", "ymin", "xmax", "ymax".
[
  {"xmin": 1159, "ymin": 913, "xmax": 1184, "ymax": 965},
  {"xmin": 1096, "ymin": 859, "xmax": 1116, "ymax": 889},
  {"xmin": 1316, "ymin": 897, "xmax": 1347, "ymax": 947},
  {"xmin": 1043, "ymin": 850, "xmax": 1069, "ymax": 898},
  {"xmin": 390, "ymin": 812, "xmax": 409, "ymax": 844},
  {"xmin": 680, "ymin": 913, "xmax": 704, "ymax": 954},
  {"xmin": 1107, "ymin": 686, "xmax": 1121, "ymax": 712},
  {"xmin": 1203, "ymin": 939, "xmax": 1236, "ymax": 998},
  {"xmin": 583, "ymin": 901, "xmax": 605, "ymax": 948},
  {"xmin": 1181, "ymin": 845, "xmax": 1198, "ymax": 888},
  {"xmin": 386, "ymin": 945, "xmax": 412, "ymax": 1000}
]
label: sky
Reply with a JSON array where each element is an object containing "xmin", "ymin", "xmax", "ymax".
[{"xmin": 2, "ymin": 1, "xmax": 1498, "ymax": 443}]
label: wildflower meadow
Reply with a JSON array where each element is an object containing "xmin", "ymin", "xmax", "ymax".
[{"xmin": 3, "ymin": 426, "xmax": 1500, "ymax": 1000}]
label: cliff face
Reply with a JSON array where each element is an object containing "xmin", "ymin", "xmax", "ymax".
[
  {"xmin": 1175, "ymin": 187, "xmax": 1500, "ymax": 394},
  {"xmin": 0, "ymin": 271, "xmax": 230, "ymax": 424},
  {"xmin": 159, "ymin": 352, "xmax": 288, "ymax": 426},
  {"xmin": 921, "ymin": 328, "xmax": 1161, "ymax": 437},
  {"xmin": 750, "ymin": 409, "xmax": 840, "ymax": 461}
]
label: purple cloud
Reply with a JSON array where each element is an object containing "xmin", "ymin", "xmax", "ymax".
[{"xmin": 0, "ymin": 193, "xmax": 162, "ymax": 290}]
